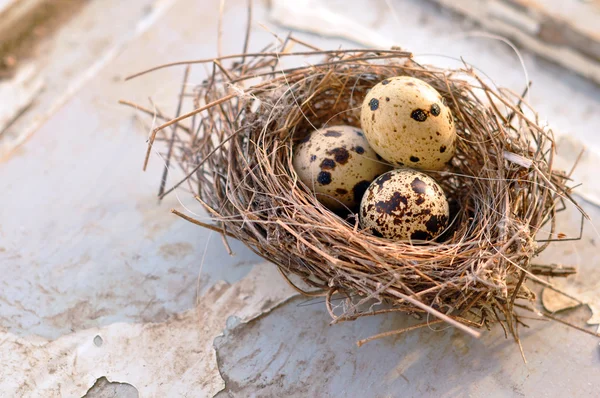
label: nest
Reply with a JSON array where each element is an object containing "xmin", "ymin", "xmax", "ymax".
[{"xmin": 126, "ymin": 41, "xmax": 583, "ymax": 344}]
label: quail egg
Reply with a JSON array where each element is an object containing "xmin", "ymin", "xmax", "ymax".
[
  {"xmin": 360, "ymin": 76, "xmax": 457, "ymax": 170},
  {"xmin": 360, "ymin": 169, "xmax": 449, "ymax": 240},
  {"xmin": 293, "ymin": 125, "xmax": 392, "ymax": 211}
]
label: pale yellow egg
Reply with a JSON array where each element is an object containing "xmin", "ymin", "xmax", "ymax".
[
  {"xmin": 360, "ymin": 169, "xmax": 449, "ymax": 240},
  {"xmin": 360, "ymin": 76, "xmax": 456, "ymax": 170},
  {"xmin": 293, "ymin": 125, "xmax": 392, "ymax": 211}
]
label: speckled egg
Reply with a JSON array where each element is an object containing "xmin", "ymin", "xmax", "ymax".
[
  {"xmin": 360, "ymin": 76, "xmax": 457, "ymax": 170},
  {"xmin": 293, "ymin": 125, "xmax": 392, "ymax": 211},
  {"xmin": 360, "ymin": 169, "xmax": 449, "ymax": 241}
]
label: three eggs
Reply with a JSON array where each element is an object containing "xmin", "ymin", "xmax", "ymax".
[{"xmin": 293, "ymin": 76, "xmax": 457, "ymax": 241}]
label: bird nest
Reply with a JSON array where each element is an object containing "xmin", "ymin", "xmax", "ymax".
[{"xmin": 125, "ymin": 41, "xmax": 582, "ymax": 345}]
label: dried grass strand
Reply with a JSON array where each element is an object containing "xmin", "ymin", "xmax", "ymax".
[{"xmin": 127, "ymin": 44, "xmax": 585, "ymax": 340}]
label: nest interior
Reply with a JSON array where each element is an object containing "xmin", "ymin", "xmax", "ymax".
[{"xmin": 134, "ymin": 45, "xmax": 580, "ymax": 341}]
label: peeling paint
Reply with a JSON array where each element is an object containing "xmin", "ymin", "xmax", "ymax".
[
  {"xmin": 535, "ymin": 196, "xmax": 600, "ymax": 332},
  {"xmin": 543, "ymin": 133, "xmax": 600, "ymax": 330},
  {"xmin": 541, "ymin": 287, "xmax": 579, "ymax": 313},
  {"xmin": 541, "ymin": 277, "xmax": 600, "ymax": 332},
  {"xmin": 83, "ymin": 377, "xmax": 139, "ymax": 398},
  {"xmin": 0, "ymin": 264, "xmax": 297, "ymax": 397},
  {"xmin": 212, "ymin": 292, "xmax": 600, "ymax": 397},
  {"xmin": 1, "ymin": 0, "xmax": 600, "ymax": 396}
]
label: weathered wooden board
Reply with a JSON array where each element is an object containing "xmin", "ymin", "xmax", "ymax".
[
  {"xmin": 429, "ymin": 0, "xmax": 600, "ymax": 83},
  {"xmin": 1, "ymin": 0, "xmax": 599, "ymax": 396}
]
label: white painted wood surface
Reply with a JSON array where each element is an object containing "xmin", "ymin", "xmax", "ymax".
[{"xmin": 1, "ymin": 0, "xmax": 599, "ymax": 396}]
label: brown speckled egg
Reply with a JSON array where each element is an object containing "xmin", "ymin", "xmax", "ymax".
[
  {"xmin": 293, "ymin": 125, "xmax": 392, "ymax": 211},
  {"xmin": 360, "ymin": 76, "xmax": 456, "ymax": 170},
  {"xmin": 360, "ymin": 169, "xmax": 449, "ymax": 240}
]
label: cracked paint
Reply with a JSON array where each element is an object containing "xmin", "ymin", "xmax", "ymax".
[
  {"xmin": 83, "ymin": 377, "xmax": 139, "ymax": 398},
  {"xmin": 211, "ymin": 293, "xmax": 600, "ymax": 397},
  {"xmin": 1, "ymin": 0, "xmax": 600, "ymax": 396},
  {"xmin": 539, "ymin": 133, "xmax": 600, "ymax": 331},
  {"xmin": 541, "ymin": 287, "xmax": 579, "ymax": 313},
  {"xmin": 535, "ymin": 196, "xmax": 600, "ymax": 331},
  {"xmin": 0, "ymin": 264, "xmax": 297, "ymax": 397}
]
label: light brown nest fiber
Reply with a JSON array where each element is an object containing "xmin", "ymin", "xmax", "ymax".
[{"xmin": 125, "ymin": 40, "xmax": 586, "ymax": 345}]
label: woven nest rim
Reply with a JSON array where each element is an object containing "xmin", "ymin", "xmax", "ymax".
[{"xmin": 128, "ymin": 44, "xmax": 583, "ymax": 341}]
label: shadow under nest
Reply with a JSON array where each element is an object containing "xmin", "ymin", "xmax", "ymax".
[{"xmin": 130, "ymin": 45, "xmax": 583, "ymax": 344}]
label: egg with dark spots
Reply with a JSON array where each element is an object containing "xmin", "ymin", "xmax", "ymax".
[
  {"xmin": 360, "ymin": 76, "xmax": 457, "ymax": 170},
  {"xmin": 359, "ymin": 169, "xmax": 449, "ymax": 240},
  {"xmin": 293, "ymin": 125, "xmax": 392, "ymax": 211}
]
